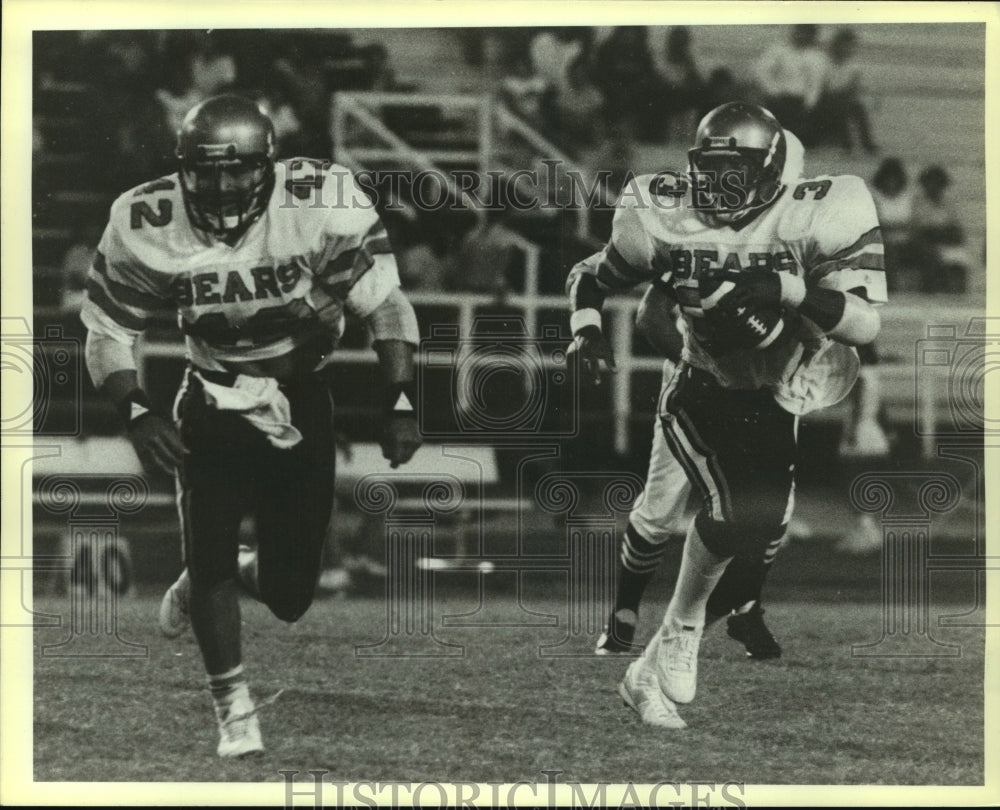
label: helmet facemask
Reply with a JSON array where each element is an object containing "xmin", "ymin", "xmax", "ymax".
[
  {"xmin": 179, "ymin": 146, "xmax": 275, "ymax": 239},
  {"xmin": 688, "ymin": 140, "xmax": 784, "ymax": 226}
]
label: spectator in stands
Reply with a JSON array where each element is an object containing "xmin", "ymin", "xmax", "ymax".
[
  {"xmin": 395, "ymin": 212, "xmax": 454, "ymax": 292},
  {"xmin": 156, "ymin": 34, "xmax": 239, "ymax": 138},
  {"xmin": 59, "ymin": 222, "xmax": 104, "ymax": 313},
  {"xmin": 754, "ymin": 24, "xmax": 828, "ymax": 145},
  {"xmin": 593, "ymin": 26, "xmax": 666, "ymax": 142},
  {"xmin": 446, "ymin": 209, "xmax": 524, "ymax": 298},
  {"xmin": 651, "ymin": 27, "xmax": 705, "ymax": 141},
  {"xmin": 256, "ymin": 74, "xmax": 305, "ymax": 158},
  {"xmin": 696, "ymin": 67, "xmax": 757, "ymax": 121},
  {"xmin": 815, "ymin": 28, "xmax": 877, "ymax": 154},
  {"xmin": 548, "ymin": 53, "xmax": 606, "ymax": 155},
  {"xmin": 870, "ymin": 158, "xmax": 915, "ymax": 292},
  {"xmin": 910, "ymin": 166, "xmax": 971, "ymax": 294}
]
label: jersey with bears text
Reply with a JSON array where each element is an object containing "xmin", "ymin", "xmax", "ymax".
[
  {"xmin": 568, "ymin": 171, "xmax": 887, "ymax": 390},
  {"xmin": 80, "ymin": 159, "xmax": 398, "ymax": 372}
]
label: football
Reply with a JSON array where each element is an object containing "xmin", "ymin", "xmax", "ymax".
[{"xmin": 698, "ymin": 273, "xmax": 787, "ymax": 354}]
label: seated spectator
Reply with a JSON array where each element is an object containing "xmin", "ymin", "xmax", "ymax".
[
  {"xmin": 651, "ymin": 27, "xmax": 705, "ymax": 141},
  {"xmin": 59, "ymin": 222, "xmax": 103, "ymax": 313},
  {"xmin": 910, "ymin": 166, "xmax": 971, "ymax": 294},
  {"xmin": 815, "ymin": 28, "xmax": 877, "ymax": 153},
  {"xmin": 445, "ymin": 209, "xmax": 524, "ymax": 297},
  {"xmin": 870, "ymin": 157, "xmax": 916, "ymax": 292},
  {"xmin": 696, "ymin": 67, "xmax": 757, "ymax": 121},
  {"xmin": 754, "ymin": 24, "xmax": 828, "ymax": 146},
  {"xmin": 549, "ymin": 55, "xmax": 605, "ymax": 155},
  {"xmin": 394, "ymin": 212, "xmax": 455, "ymax": 293},
  {"xmin": 593, "ymin": 26, "xmax": 667, "ymax": 142}
]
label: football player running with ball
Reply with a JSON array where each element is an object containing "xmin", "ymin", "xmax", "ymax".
[
  {"xmin": 80, "ymin": 95, "xmax": 421, "ymax": 756},
  {"xmin": 567, "ymin": 102, "xmax": 885, "ymax": 728},
  {"xmin": 595, "ymin": 131, "xmax": 808, "ymax": 662}
]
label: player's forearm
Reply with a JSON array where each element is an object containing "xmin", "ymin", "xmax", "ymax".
[
  {"xmin": 636, "ymin": 287, "xmax": 683, "ymax": 361},
  {"xmin": 568, "ymin": 270, "xmax": 608, "ymax": 335},
  {"xmin": 777, "ymin": 273, "xmax": 881, "ymax": 346},
  {"xmin": 368, "ymin": 288, "xmax": 419, "ymax": 390},
  {"xmin": 373, "ymin": 339, "xmax": 415, "ymax": 385},
  {"xmin": 85, "ymin": 330, "xmax": 138, "ymax": 390}
]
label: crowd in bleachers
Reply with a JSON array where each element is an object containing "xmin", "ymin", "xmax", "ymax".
[
  {"xmin": 33, "ymin": 26, "xmax": 980, "ymax": 312},
  {"xmin": 485, "ymin": 24, "xmax": 879, "ymax": 156}
]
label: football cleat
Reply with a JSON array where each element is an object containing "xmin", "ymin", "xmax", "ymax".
[
  {"xmin": 727, "ymin": 603, "xmax": 782, "ymax": 660},
  {"xmin": 618, "ymin": 658, "xmax": 687, "ymax": 729},
  {"xmin": 214, "ymin": 690, "xmax": 264, "ymax": 759},
  {"xmin": 650, "ymin": 616, "xmax": 703, "ymax": 704},
  {"xmin": 158, "ymin": 568, "xmax": 190, "ymax": 638},
  {"xmin": 595, "ymin": 609, "xmax": 642, "ymax": 655}
]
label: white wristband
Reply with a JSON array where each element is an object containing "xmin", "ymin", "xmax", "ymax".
[
  {"xmin": 570, "ymin": 308, "xmax": 603, "ymax": 335},
  {"xmin": 778, "ymin": 272, "xmax": 807, "ymax": 308}
]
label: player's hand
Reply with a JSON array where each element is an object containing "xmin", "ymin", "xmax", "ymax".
[
  {"xmin": 127, "ymin": 413, "xmax": 185, "ymax": 476},
  {"xmin": 381, "ymin": 414, "xmax": 421, "ymax": 469},
  {"xmin": 570, "ymin": 325, "xmax": 617, "ymax": 386},
  {"xmin": 712, "ymin": 273, "xmax": 782, "ymax": 316}
]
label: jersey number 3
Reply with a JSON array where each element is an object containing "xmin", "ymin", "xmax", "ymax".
[{"xmin": 792, "ymin": 180, "xmax": 832, "ymax": 201}]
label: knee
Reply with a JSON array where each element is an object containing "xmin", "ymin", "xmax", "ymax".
[
  {"xmin": 695, "ymin": 512, "xmax": 785, "ymax": 557},
  {"xmin": 264, "ymin": 590, "xmax": 316, "ymax": 623}
]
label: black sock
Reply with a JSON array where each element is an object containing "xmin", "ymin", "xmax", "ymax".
[
  {"xmin": 706, "ymin": 534, "xmax": 784, "ymax": 619},
  {"xmin": 613, "ymin": 522, "xmax": 669, "ymax": 615}
]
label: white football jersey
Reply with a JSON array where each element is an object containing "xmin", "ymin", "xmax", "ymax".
[
  {"xmin": 569, "ymin": 170, "xmax": 886, "ymax": 392},
  {"xmin": 80, "ymin": 159, "xmax": 399, "ymax": 372}
]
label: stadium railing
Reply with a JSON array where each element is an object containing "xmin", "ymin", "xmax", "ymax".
[
  {"xmin": 132, "ymin": 290, "xmax": 985, "ymax": 459},
  {"xmin": 331, "ymin": 91, "xmax": 595, "ymax": 241}
]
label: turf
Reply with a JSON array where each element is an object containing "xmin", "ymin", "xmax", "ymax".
[{"xmin": 31, "ymin": 590, "xmax": 984, "ymax": 786}]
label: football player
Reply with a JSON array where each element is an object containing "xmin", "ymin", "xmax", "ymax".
[
  {"xmin": 595, "ymin": 285, "xmax": 784, "ymax": 662},
  {"xmin": 80, "ymin": 95, "xmax": 422, "ymax": 756},
  {"xmin": 595, "ymin": 129, "xmax": 809, "ymax": 661},
  {"xmin": 567, "ymin": 102, "xmax": 885, "ymax": 728}
]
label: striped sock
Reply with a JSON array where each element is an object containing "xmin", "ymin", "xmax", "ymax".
[
  {"xmin": 208, "ymin": 664, "xmax": 248, "ymax": 709},
  {"xmin": 613, "ymin": 522, "xmax": 670, "ymax": 615}
]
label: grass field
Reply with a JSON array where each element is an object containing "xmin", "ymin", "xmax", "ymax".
[{"xmin": 31, "ymin": 585, "xmax": 985, "ymax": 788}]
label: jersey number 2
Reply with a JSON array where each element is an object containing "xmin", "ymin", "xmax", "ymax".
[{"xmin": 130, "ymin": 199, "xmax": 173, "ymax": 229}]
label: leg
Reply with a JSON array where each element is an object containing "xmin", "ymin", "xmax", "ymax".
[
  {"xmin": 647, "ymin": 368, "xmax": 797, "ymax": 701},
  {"xmin": 598, "ymin": 395, "xmax": 692, "ymax": 654},
  {"xmin": 174, "ymin": 372, "xmax": 264, "ymax": 757},
  {"xmin": 253, "ymin": 378, "xmax": 335, "ymax": 623}
]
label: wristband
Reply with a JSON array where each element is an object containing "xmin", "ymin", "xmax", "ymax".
[
  {"xmin": 570, "ymin": 308, "xmax": 603, "ymax": 335},
  {"xmin": 116, "ymin": 389, "xmax": 153, "ymax": 425},
  {"xmin": 383, "ymin": 380, "xmax": 418, "ymax": 418},
  {"xmin": 798, "ymin": 287, "xmax": 847, "ymax": 332}
]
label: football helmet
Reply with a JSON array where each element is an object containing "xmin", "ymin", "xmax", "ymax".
[
  {"xmin": 176, "ymin": 94, "xmax": 276, "ymax": 238},
  {"xmin": 688, "ymin": 102, "xmax": 787, "ymax": 225}
]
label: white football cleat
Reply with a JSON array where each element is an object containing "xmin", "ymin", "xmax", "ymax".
[
  {"xmin": 215, "ymin": 691, "xmax": 264, "ymax": 759},
  {"xmin": 650, "ymin": 616, "xmax": 703, "ymax": 704},
  {"xmin": 158, "ymin": 569, "xmax": 190, "ymax": 638},
  {"xmin": 618, "ymin": 658, "xmax": 687, "ymax": 729}
]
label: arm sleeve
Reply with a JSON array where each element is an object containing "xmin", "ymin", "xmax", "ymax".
[
  {"xmin": 566, "ymin": 177, "xmax": 663, "ymax": 307},
  {"xmin": 310, "ymin": 166, "xmax": 400, "ymax": 317},
  {"xmin": 364, "ymin": 285, "xmax": 420, "ymax": 346},
  {"xmin": 806, "ymin": 176, "xmax": 888, "ymax": 305},
  {"xmin": 79, "ymin": 212, "xmax": 170, "ymax": 387},
  {"xmin": 79, "ymin": 215, "xmax": 172, "ymax": 339}
]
